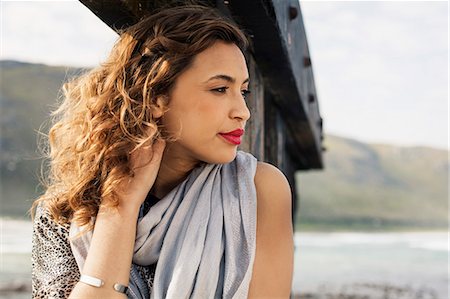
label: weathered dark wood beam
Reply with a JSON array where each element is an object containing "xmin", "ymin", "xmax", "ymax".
[{"xmin": 226, "ymin": 0, "xmax": 323, "ymax": 169}]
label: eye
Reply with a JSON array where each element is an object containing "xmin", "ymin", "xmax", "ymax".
[
  {"xmin": 241, "ymin": 89, "xmax": 251, "ymax": 99},
  {"xmin": 212, "ymin": 87, "xmax": 228, "ymax": 93}
]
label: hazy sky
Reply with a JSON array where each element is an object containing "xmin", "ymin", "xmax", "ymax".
[
  {"xmin": 300, "ymin": 1, "xmax": 448, "ymax": 150},
  {"xmin": 1, "ymin": 1, "xmax": 448, "ymax": 150}
]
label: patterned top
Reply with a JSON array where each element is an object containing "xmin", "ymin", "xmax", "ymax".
[{"xmin": 31, "ymin": 193, "xmax": 160, "ymax": 298}]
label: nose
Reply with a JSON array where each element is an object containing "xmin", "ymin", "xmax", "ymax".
[{"xmin": 230, "ymin": 95, "xmax": 251, "ymax": 122}]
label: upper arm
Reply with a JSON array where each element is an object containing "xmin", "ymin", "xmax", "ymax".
[
  {"xmin": 32, "ymin": 204, "xmax": 80, "ymax": 298},
  {"xmin": 248, "ymin": 162, "xmax": 294, "ymax": 298}
]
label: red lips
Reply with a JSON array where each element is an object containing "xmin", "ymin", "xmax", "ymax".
[
  {"xmin": 220, "ymin": 128, "xmax": 244, "ymax": 136},
  {"xmin": 219, "ymin": 128, "xmax": 244, "ymax": 145}
]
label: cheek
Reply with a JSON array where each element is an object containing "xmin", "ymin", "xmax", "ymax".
[
  {"xmin": 195, "ymin": 102, "xmax": 224, "ymax": 133},
  {"xmin": 197, "ymin": 100, "xmax": 222, "ymax": 118},
  {"xmin": 162, "ymin": 96, "xmax": 223, "ymax": 138},
  {"xmin": 183, "ymin": 99, "xmax": 221, "ymax": 126},
  {"xmin": 161, "ymin": 108, "xmax": 204, "ymax": 138}
]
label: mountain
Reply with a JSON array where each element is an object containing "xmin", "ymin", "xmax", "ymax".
[
  {"xmin": 1, "ymin": 60, "xmax": 448, "ymax": 231},
  {"xmin": 0, "ymin": 60, "xmax": 85, "ymax": 217},
  {"xmin": 295, "ymin": 135, "xmax": 448, "ymax": 230}
]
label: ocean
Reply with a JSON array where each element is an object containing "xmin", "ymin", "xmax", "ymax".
[
  {"xmin": 293, "ymin": 231, "xmax": 448, "ymax": 298},
  {"xmin": 0, "ymin": 219, "xmax": 448, "ymax": 298}
]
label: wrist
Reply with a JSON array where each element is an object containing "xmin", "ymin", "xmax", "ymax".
[
  {"xmin": 113, "ymin": 190, "xmax": 147, "ymax": 214},
  {"xmin": 98, "ymin": 202, "xmax": 141, "ymax": 221}
]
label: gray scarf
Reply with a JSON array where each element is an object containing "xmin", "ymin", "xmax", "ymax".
[{"xmin": 69, "ymin": 150, "xmax": 257, "ymax": 298}]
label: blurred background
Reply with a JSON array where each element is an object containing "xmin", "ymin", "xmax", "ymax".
[{"xmin": 0, "ymin": 1, "xmax": 448, "ymax": 298}]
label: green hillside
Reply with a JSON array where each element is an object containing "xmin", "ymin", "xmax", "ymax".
[
  {"xmin": 1, "ymin": 60, "xmax": 448, "ymax": 232},
  {"xmin": 0, "ymin": 60, "xmax": 85, "ymax": 217},
  {"xmin": 296, "ymin": 135, "xmax": 448, "ymax": 231}
]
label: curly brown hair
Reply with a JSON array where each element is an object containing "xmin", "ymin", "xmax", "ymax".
[{"xmin": 30, "ymin": 4, "xmax": 249, "ymax": 230}]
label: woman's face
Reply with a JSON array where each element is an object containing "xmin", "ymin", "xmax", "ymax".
[{"xmin": 161, "ymin": 40, "xmax": 251, "ymax": 165}]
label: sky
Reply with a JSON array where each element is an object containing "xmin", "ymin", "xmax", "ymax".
[{"xmin": 1, "ymin": 0, "xmax": 448, "ymax": 150}]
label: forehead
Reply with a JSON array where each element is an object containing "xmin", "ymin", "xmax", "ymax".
[{"xmin": 187, "ymin": 41, "xmax": 249, "ymax": 81}]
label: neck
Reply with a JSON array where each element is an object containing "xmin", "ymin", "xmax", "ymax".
[{"xmin": 150, "ymin": 143, "xmax": 202, "ymax": 199}]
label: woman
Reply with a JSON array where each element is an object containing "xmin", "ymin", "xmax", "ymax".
[{"xmin": 31, "ymin": 4, "xmax": 293, "ymax": 298}]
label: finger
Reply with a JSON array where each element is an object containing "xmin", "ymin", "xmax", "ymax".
[
  {"xmin": 148, "ymin": 139, "xmax": 166, "ymax": 165},
  {"xmin": 152, "ymin": 139, "xmax": 166, "ymax": 156},
  {"xmin": 131, "ymin": 139, "xmax": 166, "ymax": 169}
]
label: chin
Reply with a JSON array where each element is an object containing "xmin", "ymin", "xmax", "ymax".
[{"xmin": 202, "ymin": 148, "xmax": 238, "ymax": 165}]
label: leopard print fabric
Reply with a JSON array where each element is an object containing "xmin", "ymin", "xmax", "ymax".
[{"xmin": 32, "ymin": 204, "xmax": 156, "ymax": 298}]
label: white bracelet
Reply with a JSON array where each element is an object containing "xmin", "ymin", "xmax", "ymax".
[
  {"xmin": 114, "ymin": 283, "xmax": 129, "ymax": 294},
  {"xmin": 80, "ymin": 274, "xmax": 104, "ymax": 287},
  {"xmin": 80, "ymin": 274, "xmax": 128, "ymax": 294}
]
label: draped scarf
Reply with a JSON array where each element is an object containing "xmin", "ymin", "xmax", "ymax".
[{"xmin": 69, "ymin": 150, "xmax": 258, "ymax": 298}]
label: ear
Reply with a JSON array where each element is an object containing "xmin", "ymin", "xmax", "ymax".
[{"xmin": 152, "ymin": 96, "xmax": 167, "ymax": 119}]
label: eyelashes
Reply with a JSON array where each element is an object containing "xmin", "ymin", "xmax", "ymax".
[
  {"xmin": 241, "ymin": 89, "xmax": 251, "ymax": 99},
  {"xmin": 211, "ymin": 87, "xmax": 251, "ymax": 99},
  {"xmin": 212, "ymin": 87, "xmax": 228, "ymax": 93}
]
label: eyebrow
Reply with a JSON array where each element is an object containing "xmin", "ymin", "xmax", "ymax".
[{"xmin": 204, "ymin": 74, "xmax": 249, "ymax": 84}]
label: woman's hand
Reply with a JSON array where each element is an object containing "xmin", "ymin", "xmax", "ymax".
[
  {"xmin": 116, "ymin": 138, "xmax": 166, "ymax": 212},
  {"xmin": 70, "ymin": 140, "xmax": 167, "ymax": 299},
  {"xmin": 69, "ymin": 139, "xmax": 167, "ymax": 298}
]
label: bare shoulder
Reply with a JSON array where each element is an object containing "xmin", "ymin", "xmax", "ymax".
[
  {"xmin": 254, "ymin": 161, "xmax": 292, "ymax": 213},
  {"xmin": 248, "ymin": 161, "xmax": 294, "ymax": 298}
]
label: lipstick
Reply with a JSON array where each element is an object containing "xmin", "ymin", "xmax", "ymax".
[{"xmin": 219, "ymin": 128, "xmax": 244, "ymax": 145}]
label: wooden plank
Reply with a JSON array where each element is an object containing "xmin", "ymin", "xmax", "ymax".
[
  {"xmin": 239, "ymin": 56, "xmax": 265, "ymax": 160},
  {"xmin": 226, "ymin": 0, "xmax": 323, "ymax": 169}
]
